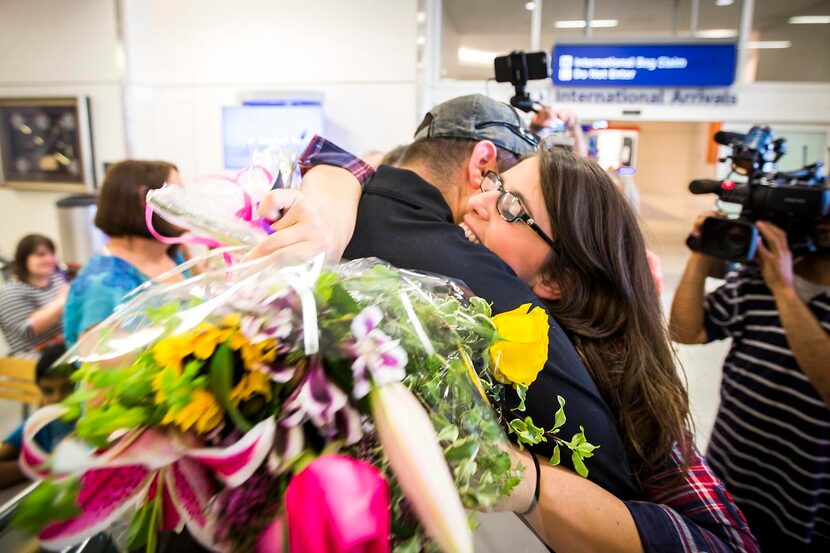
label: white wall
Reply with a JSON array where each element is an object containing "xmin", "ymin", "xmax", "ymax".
[
  {"xmin": 0, "ymin": 0, "xmax": 127, "ymax": 258},
  {"xmin": 0, "ymin": 0, "xmax": 419, "ymax": 259},
  {"xmin": 120, "ymin": 0, "xmax": 419, "ymax": 179}
]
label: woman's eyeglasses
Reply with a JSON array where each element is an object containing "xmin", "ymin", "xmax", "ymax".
[{"xmin": 480, "ymin": 171, "xmax": 556, "ymax": 250}]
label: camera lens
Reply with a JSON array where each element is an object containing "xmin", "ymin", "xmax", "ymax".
[{"xmin": 725, "ymin": 225, "xmax": 750, "ymax": 250}]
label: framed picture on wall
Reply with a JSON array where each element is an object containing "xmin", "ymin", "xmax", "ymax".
[{"xmin": 0, "ymin": 96, "xmax": 95, "ymax": 192}]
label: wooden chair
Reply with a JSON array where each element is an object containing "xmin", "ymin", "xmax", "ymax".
[{"xmin": 0, "ymin": 357, "xmax": 40, "ymax": 418}]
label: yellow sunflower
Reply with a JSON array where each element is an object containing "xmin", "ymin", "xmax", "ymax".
[{"xmin": 162, "ymin": 389, "xmax": 223, "ymax": 434}]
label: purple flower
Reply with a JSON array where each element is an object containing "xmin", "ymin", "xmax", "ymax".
[
  {"xmin": 281, "ymin": 358, "xmax": 362, "ymax": 445},
  {"xmin": 350, "ymin": 306, "xmax": 408, "ymax": 399}
]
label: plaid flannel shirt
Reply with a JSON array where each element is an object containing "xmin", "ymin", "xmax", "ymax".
[
  {"xmin": 298, "ymin": 135, "xmax": 759, "ymax": 553},
  {"xmin": 627, "ymin": 444, "xmax": 758, "ymax": 552},
  {"xmin": 298, "ymin": 135, "xmax": 375, "ymax": 187}
]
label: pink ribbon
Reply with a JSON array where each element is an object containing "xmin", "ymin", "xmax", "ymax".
[{"xmin": 144, "ymin": 163, "xmax": 277, "ymax": 265}]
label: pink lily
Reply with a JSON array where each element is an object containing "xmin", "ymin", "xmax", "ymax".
[
  {"xmin": 21, "ymin": 408, "xmax": 276, "ymax": 552},
  {"xmin": 285, "ymin": 454, "xmax": 390, "ymax": 553},
  {"xmin": 371, "ymin": 383, "xmax": 473, "ymax": 553}
]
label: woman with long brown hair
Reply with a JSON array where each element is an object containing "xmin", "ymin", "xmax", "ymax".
[
  {"xmin": 458, "ymin": 146, "xmax": 756, "ymax": 551},
  {"xmin": 251, "ymin": 136, "xmax": 758, "ymax": 552}
]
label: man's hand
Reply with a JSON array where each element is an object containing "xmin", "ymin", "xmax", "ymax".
[
  {"xmin": 686, "ymin": 210, "xmax": 723, "ymax": 276},
  {"xmin": 756, "ymin": 220, "xmax": 795, "ymax": 293},
  {"xmin": 246, "ymin": 189, "xmax": 338, "ymax": 263},
  {"xmin": 531, "ymin": 106, "xmax": 576, "ymax": 131}
]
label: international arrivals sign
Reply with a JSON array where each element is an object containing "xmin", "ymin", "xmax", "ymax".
[
  {"xmin": 552, "ymin": 43, "xmax": 737, "ymax": 88},
  {"xmin": 553, "ymin": 87, "xmax": 738, "ymax": 106}
]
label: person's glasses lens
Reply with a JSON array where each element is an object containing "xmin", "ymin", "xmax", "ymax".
[
  {"xmin": 482, "ymin": 173, "xmax": 498, "ymax": 192},
  {"xmin": 498, "ymin": 193, "xmax": 524, "ymax": 221}
]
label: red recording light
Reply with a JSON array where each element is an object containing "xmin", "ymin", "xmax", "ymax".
[{"xmin": 721, "ymin": 180, "xmax": 736, "ymax": 190}]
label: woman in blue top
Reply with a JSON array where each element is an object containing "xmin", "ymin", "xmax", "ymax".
[{"xmin": 64, "ymin": 160, "xmax": 187, "ymax": 346}]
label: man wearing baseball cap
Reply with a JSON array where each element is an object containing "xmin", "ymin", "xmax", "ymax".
[{"xmin": 252, "ymin": 94, "xmax": 640, "ymax": 504}]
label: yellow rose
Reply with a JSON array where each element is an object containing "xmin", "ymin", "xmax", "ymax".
[{"xmin": 489, "ymin": 303, "xmax": 549, "ymax": 387}]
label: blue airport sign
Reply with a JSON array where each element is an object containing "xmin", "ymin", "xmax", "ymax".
[{"xmin": 552, "ymin": 43, "xmax": 737, "ymax": 87}]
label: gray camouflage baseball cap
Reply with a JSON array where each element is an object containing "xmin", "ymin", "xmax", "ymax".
[{"xmin": 413, "ymin": 94, "xmax": 538, "ymax": 156}]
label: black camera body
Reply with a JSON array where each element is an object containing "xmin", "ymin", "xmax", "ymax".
[
  {"xmin": 688, "ymin": 126, "xmax": 829, "ymax": 263},
  {"xmin": 494, "ymin": 50, "xmax": 549, "ymax": 113}
]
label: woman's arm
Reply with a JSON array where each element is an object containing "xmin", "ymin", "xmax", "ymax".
[
  {"xmin": 500, "ymin": 445, "xmax": 757, "ymax": 553},
  {"xmin": 28, "ymin": 283, "xmax": 68, "ymax": 336},
  {"xmin": 503, "ymin": 449, "xmax": 644, "ymax": 553}
]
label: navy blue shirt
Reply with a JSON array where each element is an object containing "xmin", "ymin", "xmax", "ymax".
[{"xmin": 344, "ymin": 165, "xmax": 640, "ymax": 500}]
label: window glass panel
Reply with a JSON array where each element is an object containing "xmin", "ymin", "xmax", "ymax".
[
  {"xmin": 750, "ymin": 0, "xmax": 830, "ymax": 82},
  {"xmin": 442, "ymin": 0, "xmax": 532, "ymax": 80}
]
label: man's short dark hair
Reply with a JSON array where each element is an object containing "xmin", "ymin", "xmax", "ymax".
[
  {"xmin": 36, "ymin": 343, "xmax": 71, "ymax": 380},
  {"xmin": 95, "ymin": 160, "xmax": 181, "ymax": 239},
  {"xmin": 399, "ymin": 137, "xmax": 520, "ymax": 183}
]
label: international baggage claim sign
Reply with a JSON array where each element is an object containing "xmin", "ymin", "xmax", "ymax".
[{"xmin": 551, "ymin": 42, "xmax": 738, "ymax": 106}]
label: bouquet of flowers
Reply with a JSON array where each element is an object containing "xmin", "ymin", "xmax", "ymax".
[{"xmin": 15, "ymin": 150, "xmax": 596, "ymax": 553}]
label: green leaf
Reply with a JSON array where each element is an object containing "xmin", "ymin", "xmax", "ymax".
[
  {"xmin": 444, "ymin": 437, "xmax": 480, "ymax": 462},
  {"xmin": 553, "ymin": 395, "xmax": 566, "ymax": 430},
  {"xmin": 394, "ymin": 534, "xmax": 423, "ymax": 553},
  {"xmin": 13, "ymin": 478, "xmax": 81, "ymax": 534},
  {"xmin": 435, "ymin": 424, "xmax": 460, "ymax": 443},
  {"xmin": 572, "ymin": 451, "xmax": 589, "ymax": 478},
  {"xmin": 126, "ymin": 503, "xmax": 153, "ymax": 551},
  {"xmin": 550, "ymin": 445, "xmax": 561, "ymax": 466},
  {"xmin": 515, "ymin": 384, "xmax": 528, "ymax": 412},
  {"xmin": 469, "ymin": 296, "xmax": 492, "ymax": 317},
  {"xmin": 313, "ymin": 271, "xmax": 338, "ymax": 304},
  {"xmin": 576, "ymin": 441, "xmax": 599, "ymax": 458},
  {"xmin": 209, "ymin": 342, "xmax": 252, "ymax": 432},
  {"xmin": 508, "ymin": 417, "xmax": 546, "ymax": 447}
]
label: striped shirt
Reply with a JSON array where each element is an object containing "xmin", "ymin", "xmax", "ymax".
[
  {"xmin": 704, "ymin": 266, "xmax": 830, "ymax": 549},
  {"xmin": 0, "ymin": 273, "xmax": 65, "ymax": 355}
]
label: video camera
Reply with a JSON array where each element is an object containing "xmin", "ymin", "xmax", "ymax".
[
  {"xmin": 687, "ymin": 125, "xmax": 829, "ymax": 263},
  {"xmin": 494, "ymin": 50, "xmax": 549, "ymax": 113}
]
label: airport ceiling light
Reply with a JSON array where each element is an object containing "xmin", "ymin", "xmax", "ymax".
[
  {"xmin": 525, "ymin": 2, "xmax": 536, "ymax": 11},
  {"xmin": 715, "ymin": 0, "xmax": 734, "ymax": 6},
  {"xmin": 554, "ymin": 19, "xmax": 619, "ymax": 29},
  {"xmin": 458, "ymin": 47, "xmax": 499, "ymax": 66},
  {"xmin": 747, "ymin": 40, "xmax": 792, "ymax": 49},
  {"xmin": 788, "ymin": 15, "xmax": 830, "ymax": 24},
  {"xmin": 696, "ymin": 29, "xmax": 738, "ymax": 38}
]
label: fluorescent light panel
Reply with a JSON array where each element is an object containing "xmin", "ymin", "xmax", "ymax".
[
  {"xmin": 747, "ymin": 40, "xmax": 792, "ymax": 49},
  {"xmin": 554, "ymin": 19, "xmax": 619, "ymax": 29},
  {"xmin": 696, "ymin": 29, "xmax": 738, "ymax": 38},
  {"xmin": 788, "ymin": 15, "xmax": 830, "ymax": 24},
  {"xmin": 457, "ymin": 47, "xmax": 498, "ymax": 66}
]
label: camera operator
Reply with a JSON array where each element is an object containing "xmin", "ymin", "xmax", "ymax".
[
  {"xmin": 529, "ymin": 106, "xmax": 589, "ymax": 157},
  {"xmin": 670, "ymin": 211, "xmax": 830, "ymax": 551}
]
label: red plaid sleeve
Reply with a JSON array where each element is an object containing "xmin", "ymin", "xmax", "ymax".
[
  {"xmin": 625, "ymin": 444, "xmax": 759, "ymax": 552},
  {"xmin": 298, "ymin": 135, "xmax": 375, "ymax": 188}
]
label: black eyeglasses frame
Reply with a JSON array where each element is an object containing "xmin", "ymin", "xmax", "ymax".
[{"xmin": 481, "ymin": 171, "xmax": 557, "ymax": 250}]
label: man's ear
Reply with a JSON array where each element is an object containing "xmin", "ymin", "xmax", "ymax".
[
  {"xmin": 532, "ymin": 277, "xmax": 561, "ymax": 301},
  {"xmin": 465, "ymin": 140, "xmax": 499, "ymax": 191}
]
